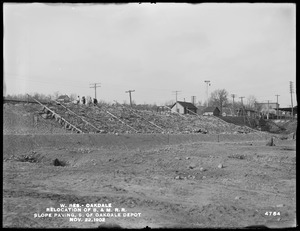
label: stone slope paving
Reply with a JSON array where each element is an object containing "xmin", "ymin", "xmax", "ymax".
[
  {"xmin": 43, "ymin": 102, "xmax": 258, "ymax": 134},
  {"xmin": 3, "ymin": 102, "xmax": 260, "ymax": 135}
]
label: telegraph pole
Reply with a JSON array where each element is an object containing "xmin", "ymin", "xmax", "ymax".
[
  {"xmin": 90, "ymin": 83, "xmax": 101, "ymax": 100},
  {"xmin": 231, "ymin": 94, "xmax": 236, "ymax": 115},
  {"xmin": 290, "ymin": 81, "xmax": 294, "ymax": 120},
  {"xmin": 267, "ymin": 100, "xmax": 270, "ymax": 120},
  {"xmin": 204, "ymin": 80, "xmax": 211, "ymax": 107},
  {"xmin": 239, "ymin": 96, "xmax": 245, "ymax": 116},
  {"xmin": 191, "ymin": 96, "xmax": 196, "ymax": 105},
  {"xmin": 172, "ymin": 90, "xmax": 181, "ymax": 111},
  {"xmin": 275, "ymin": 94, "xmax": 280, "ymax": 119},
  {"xmin": 125, "ymin": 90, "xmax": 135, "ymax": 107}
]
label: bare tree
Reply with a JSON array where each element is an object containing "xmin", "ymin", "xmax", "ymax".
[
  {"xmin": 254, "ymin": 101, "xmax": 263, "ymax": 112},
  {"xmin": 209, "ymin": 89, "xmax": 229, "ymax": 114},
  {"xmin": 246, "ymin": 95, "xmax": 257, "ymax": 110},
  {"xmin": 69, "ymin": 93, "xmax": 78, "ymax": 101},
  {"xmin": 196, "ymin": 100, "xmax": 203, "ymax": 107},
  {"xmin": 164, "ymin": 100, "xmax": 175, "ymax": 107}
]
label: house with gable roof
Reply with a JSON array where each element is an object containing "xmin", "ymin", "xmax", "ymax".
[
  {"xmin": 171, "ymin": 101, "xmax": 197, "ymax": 114},
  {"xmin": 56, "ymin": 94, "xmax": 71, "ymax": 103}
]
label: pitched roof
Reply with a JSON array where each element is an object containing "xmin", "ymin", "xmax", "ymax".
[
  {"xmin": 203, "ymin": 106, "xmax": 220, "ymax": 113},
  {"xmin": 277, "ymin": 105, "xmax": 298, "ymax": 112},
  {"xmin": 171, "ymin": 101, "xmax": 197, "ymax": 109},
  {"xmin": 57, "ymin": 95, "xmax": 70, "ymax": 100}
]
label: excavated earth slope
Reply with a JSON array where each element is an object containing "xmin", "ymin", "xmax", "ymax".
[{"xmin": 3, "ymin": 102, "xmax": 261, "ymax": 135}]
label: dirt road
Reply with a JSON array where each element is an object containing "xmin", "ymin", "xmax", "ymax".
[{"xmin": 3, "ymin": 134, "xmax": 296, "ymax": 228}]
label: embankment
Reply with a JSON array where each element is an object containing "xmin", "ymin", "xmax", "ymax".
[{"xmin": 3, "ymin": 133, "xmax": 271, "ymax": 158}]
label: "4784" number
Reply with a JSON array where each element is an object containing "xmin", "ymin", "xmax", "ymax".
[{"xmin": 265, "ymin": 211, "xmax": 280, "ymax": 216}]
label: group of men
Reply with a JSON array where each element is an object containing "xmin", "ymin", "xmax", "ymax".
[{"xmin": 75, "ymin": 96, "xmax": 98, "ymax": 106}]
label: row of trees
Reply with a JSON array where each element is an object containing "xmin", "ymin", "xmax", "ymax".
[
  {"xmin": 163, "ymin": 89, "xmax": 262, "ymax": 114},
  {"xmin": 4, "ymin": 92, "xmax": 79, "ymax": 102},
  {"xmin": 4, "ymin": 92, "xmax": 159, "ymax": 110},
  {"xmin": 4, "ymin": 89, "xmax": 262, "ymax": 114},
  {"xmin": 205, "ymin": 89, "xmax": 262, "ymax": 113}
]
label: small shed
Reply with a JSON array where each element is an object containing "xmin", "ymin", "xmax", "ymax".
[
  {"xmin": 171, "ymin": 101, "xmax": 197, "ymax": 114},
  {"xmin": 202, "ymin": 106, "xmax": 220, "ymax": 116},
  {"xmin": 56, "ymin": 95, "xmax": 71, "ymax": 103}
]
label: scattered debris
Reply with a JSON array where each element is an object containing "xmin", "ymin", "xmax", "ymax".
[
  {"xmin": 188, "ymin": 163, "xmax": 197, "ymax": 169},
  {"xmin": 228, "ymin": 154, "xmax": 245, "ymax": 160},
  {"xmin": 53, "ymin": 158, "xmax": 66, "ymax": 166},
  {"xmin": 41, "ymin": 114, "xmax": 49, "ymax": 119},
  {"xmin": 195, "ymin": 128, "xmax": 208, "ymax": 134},
  {"xmin": 280, "ymin": 136, "xmax": 288, "ymax": 140},
  {"xmin": 10, "ymin": 152, "xmax": 39, "ymax": 163},
  {"xmin": 280, "ymin": 147, "xmax": 295, "ymax": 151}
]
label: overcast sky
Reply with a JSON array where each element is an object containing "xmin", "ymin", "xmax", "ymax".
[{"xmin": 3, "ymin": 3, "xmax": 296, "ymax": 107}]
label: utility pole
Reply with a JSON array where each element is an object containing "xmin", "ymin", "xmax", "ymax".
[
  {"xmin": 172, "ymin": 91, "xmax": 181, "ymax": 111},
  {"xmin": 267, "ymin": 100, "xmax": 270, "ymax": 120},
  {"xmin": 290, "ymin": 81, "xmax": 294, "ymax": 120},
  {"xmin": 239, "ymin": 96, "xmax": 245, "ymax": 117},
  {"xmin": 90, "ymin": 83, "xmax": 101, "ymax": 100},
  {"xmin": 191, "ymin": 96, "xmax": 196, "ymax": 105},
  {"xmin": 275, "ymin": 94, "xmax": 280, "ymax": 119},
  {"xmin": 204, "ymin": 80, "xmax": 211, "ymax": 107},
  {"xmin": 231, "ymin": 94, "xmax": 236, "ymax": 116},
  {"xmin": 125, "ymin": 90, "xmax": 135, "ymax": 107}
]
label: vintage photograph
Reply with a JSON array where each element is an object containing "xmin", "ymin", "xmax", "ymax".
[{"xmin": 3, "ymin": 2, "xmax": 297, "ymax": 229}]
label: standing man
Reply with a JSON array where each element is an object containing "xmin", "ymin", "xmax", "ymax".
[{"xmin": 93, "ymin": 98, "xmax": 98, "ymax": 106}]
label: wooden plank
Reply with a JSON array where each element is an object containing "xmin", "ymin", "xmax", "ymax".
[
  {"xmin": 114, "ymin": 100, "xmax": 165, "ymax": 132},
  {"xmin": 27, "ymin": 94, "xmax": 83, "ymax": 133},
  {"xmin": 106, "ymin": 111, "xmax": 138, "ymax": 133},
  {"xmin": 53, "ymin": 100, "xmax": 100, "ymax": 132}
]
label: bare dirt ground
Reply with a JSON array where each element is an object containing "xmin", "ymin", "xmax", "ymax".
[{"xmin": 3, "ymin": 133, "xmax": 296, "ymax": 229}]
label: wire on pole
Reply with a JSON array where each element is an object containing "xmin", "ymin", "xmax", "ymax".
[
  {"xmin": 125, "ymin": 90, "xmax": 135, "ymax": 107},
  {"xmin": 90, "ymin": 83, "xmax": 101, "ymax": 100}
]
